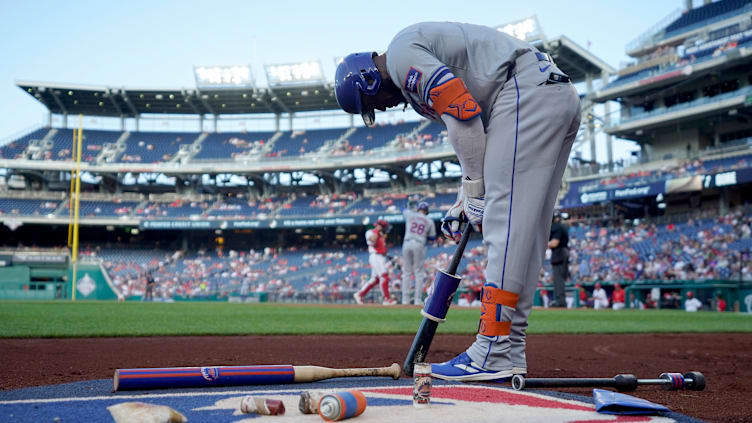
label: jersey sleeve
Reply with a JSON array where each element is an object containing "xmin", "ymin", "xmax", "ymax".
[{"xmin": 387, "ymin": 35, "xmax": 481, "ymax": 121}]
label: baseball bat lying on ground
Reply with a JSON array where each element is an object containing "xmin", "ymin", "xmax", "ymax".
[
  {"xmin": 512, "ymin": 371, "xmax": 705, "ymax": 392},
  {"xmin": 113, "ymin": 363, "xmax": 401, "ymax": 391}
]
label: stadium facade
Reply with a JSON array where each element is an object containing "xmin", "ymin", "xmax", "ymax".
[{"xmin": 1, "ymin": 4, "xmax": 750, "ymax": 306}]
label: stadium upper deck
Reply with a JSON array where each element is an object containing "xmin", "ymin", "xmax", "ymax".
[{"xmin": 592, "ymin": 0, "xmax": 752, "ymax": 161}]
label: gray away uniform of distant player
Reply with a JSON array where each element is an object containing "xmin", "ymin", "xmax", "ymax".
[
  {"xmin": 386, "ymin": 22, "xmax": 581, "ymax": 379},
  {"xmin": 401, "ymin": 203, "xmax": 436, "ymax": 305}
]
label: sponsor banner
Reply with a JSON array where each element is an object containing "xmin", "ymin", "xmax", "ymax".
[
  {"xmin": 140, "ymin": 211, "xmax": 445, "ymax": 231},
  {"xmin": 684, "ymin": 29, "xmax": 752, "ymax": 56},
  {"xmin": 562, "ymin": 168, "xmax": 752, "ymax": 208},
  {"xmin": 563, "ymin": 182, "xmax": 664, "ymax": 207},
  {"xmin": 12, "ymin": 252, "xmax": 69, "ymax": 265}
]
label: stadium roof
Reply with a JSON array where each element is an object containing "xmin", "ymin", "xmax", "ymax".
[
  {"xmin": 16, "ymin": 80, "xmax": 339, "ymax": 117},
  {"xmin": 537, "ymin": 35, "xmax": 615, "ymax": 81},
  {"xmin": 17, "ymin": 40, "xmax": 612, "ymax": 118}
]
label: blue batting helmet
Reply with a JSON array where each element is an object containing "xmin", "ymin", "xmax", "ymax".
[
  {"xmin": 335, "ymin": 52, "xmax": 382, "ymax": 127},
  {"xmin": 417, "ymin": 202, "xmax": 429, "ymax": 212}
]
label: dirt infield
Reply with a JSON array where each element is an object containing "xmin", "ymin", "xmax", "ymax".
[{"xmin": 2, "ymin": 333, "xmax": 750, "ymax": 422}]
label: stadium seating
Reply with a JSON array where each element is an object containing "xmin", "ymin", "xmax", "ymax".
[
  {"xmin": 346, "ymin": 122, "xmax": 421, "ymax": 153},
  {"xmin": 278, "ymin": 193, "xmax": 355, "ymax": 216},
  {"xmin": 624, "ymin": 85, "xmax": 752, "ymax": 123},
  {"xmin": 47, "ymin": 129, "xmax": 122, "ymax": 162},
  {"xmin": 210, "ymin": 196, "xmax": 284, "ymax": 218},
  {"xmin": 194, "ymin": 131, "xmax": 276, "ymax": 160},
  {"xmin": 269, "ymin": 128, "xmax": 346, "ymax": 157},
  {"xmin": 663, "ymin": 0, "xmax": 752, "ymax": 38},
  {"xmin": 63, "ymin": 200, "xmax": 139, "ymax": 218},
  {"xmin": 568, "ymin": 150, "xmax": 752, "ymax": 199},
  {"xmin": 419, "ymin": 193, "xmax": 457, "ymax": 212},
  {"xmin": 0, "ymin": 128, "xmax": 49, "ymax": 160},
  {"xmin": 91, "ymin": 208, "xmax": 752, "ymax": 302},
  {"xmin": 137, "ymin": 201, "xmax": 209, "ymax": 218},
  {"xmin": 0, "ymin": 198, "xmax": 59, "ymax": 216},
  {"xmin": 346, "ymin": 193, "xmax": 410, "ymax": 215},
  {"xmin": 120, "ymin": 132, "xmax": 198, "ymax": 163},
  {"xmin": 606, "ymin": 34, "xmax": 752, "ymax": 90}
]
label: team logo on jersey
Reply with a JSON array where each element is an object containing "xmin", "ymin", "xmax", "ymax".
[{"xmin": 404, "ymin": 67, "xmax": 422, "ymax": 93}]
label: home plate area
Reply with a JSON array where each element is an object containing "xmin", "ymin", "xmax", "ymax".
[{"xmin": 0, "ymin": 378, "xmax": 700, "ymax": 422}]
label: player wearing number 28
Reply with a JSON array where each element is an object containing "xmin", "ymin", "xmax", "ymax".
[
  {"xmin": 401, "ymin": 202, "xmax": 437, "ymax": 305},
  {"xmin": 335, "ymin": 22, "xmax": 581, "ymax": 381}
]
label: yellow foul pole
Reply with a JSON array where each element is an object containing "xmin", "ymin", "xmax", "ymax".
[
  {"xmin": 67, "ymin": 127, "xmax": 76, "ymax": 247},
  {"xmin": 71, "ymin": 116, "xmax": 83, "ymax": 301}
]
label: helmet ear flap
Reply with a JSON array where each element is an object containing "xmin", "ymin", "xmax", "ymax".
[{"xmin": 335, "ymin": 52, "xmax": 382, "ymax": 121}]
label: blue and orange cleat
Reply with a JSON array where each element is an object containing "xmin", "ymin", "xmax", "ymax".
[{"xmin": 430, "ymin": 352, "xmax": 513, "ymax": 382}]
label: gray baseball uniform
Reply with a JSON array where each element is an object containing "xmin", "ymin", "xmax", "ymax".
[
  {"xmin": 387, "ymin": 22, "xmax": 581, "ymax": 374},
  {"xmin": 401, "ymin": 209, "xmax": 437, "ymax": 305}
]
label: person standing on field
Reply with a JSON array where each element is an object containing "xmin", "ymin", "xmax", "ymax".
[
  {"xmin": 401, "ymin": 201, "xmax": 437, "ymax": 305},
  {"xmin": 548, "ymin": 211, "xmax": 570, "ymax": 308},
  {"xmin": 354, "ymin": 219, "xmax": 397, "ymax": 305},
  {"xmin": 335, "ymin": 21, "xmax": 581, "ymax": 381}
]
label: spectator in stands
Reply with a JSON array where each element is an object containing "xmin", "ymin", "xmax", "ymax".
[
  {"xmin": 611, "ymin": 283, "xmax": 626, "ymax": 310},
  {"xmin": 590, "ymin": 282, "xmax": 609, "ymax": 310},
  {"xmin": 684, "ymin": 291, "xmax": 703, "ymax": 312}
]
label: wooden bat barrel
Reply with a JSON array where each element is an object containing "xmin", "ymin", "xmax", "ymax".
[
  {"xmin": 114, "ymin": 365, "xmax": 295, "ymax": 391},
  {"xmin": 113, "ymin": 363, "xmax": 400, "ymax": 391}
]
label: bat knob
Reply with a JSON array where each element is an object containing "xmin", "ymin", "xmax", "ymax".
[
  {"xmin": 389, "ymin": 363, "xmax": 401, "ymax": 379},
  {"xmin": 512, "ymin": 374, "xmax": 525, "ymax": 390}
]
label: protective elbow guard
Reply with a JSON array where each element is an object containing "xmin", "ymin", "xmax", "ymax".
[{"xmin": 421, "ymin": 270, "xmax": 462, "ymax": 323}]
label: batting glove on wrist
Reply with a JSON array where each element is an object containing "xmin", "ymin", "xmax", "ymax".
[
  {"xmin": 461, "ymin": 177, "xmax": 484, "ymax": 234},
  {"xmin": 441, "ymin": 178, "xmax": 484, "ymax": 243},
  {"xmin": 441, "ymin": 190, "xmax": 466, "ymax": 243}
]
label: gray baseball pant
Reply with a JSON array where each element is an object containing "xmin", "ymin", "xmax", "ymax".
[
  {"xmin": 401, "ymin": 240, "xmax": 426, "ymax": 304},
  {"xmin": 465, "ymin": 53, "xmax": 582, "ymax": 372}
]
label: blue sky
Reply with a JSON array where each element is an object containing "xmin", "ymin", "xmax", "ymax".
[{"xmin": 0, "ymin": 0, "xmax": 685, "ymax": 160}]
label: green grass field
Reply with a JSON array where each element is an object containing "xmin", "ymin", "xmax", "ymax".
[{"xmin": 0, "ymin": 301, "xmax": 750, "ymax": 338}]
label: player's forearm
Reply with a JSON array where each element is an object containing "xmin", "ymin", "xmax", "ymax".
[
  {"xmin": 548, "ymin": 239, "xmax": 560, "ymax": 249},
  {"xmin": 441, "ymin": 114, "xmax": 485, "ymax": 181}
]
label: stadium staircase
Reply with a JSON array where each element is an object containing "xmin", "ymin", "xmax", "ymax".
[
  {"xmin": 96, "ymin": 131, "xmax": 129, "ymax": 164},
  {"xmin": 50, "ymin": 198, "xmax": 70, "ymax": 217},
  {"xmin": 323, "ymin": 128, "xmax": 357, "ymax": 155},
  {"xmin": 317, "ymin": 128, "xmax": 355, "ymax": 156},
  {"xmin": 335, "ymin": 195, "xmax": 362, "ymax": 215},
  {"xmin": 170, "ymin": 133, "xmax": 207, "ymax": 164},
  {"xmin": 259, "ymin": 132, "xmax": 284, "ymax": 158},
  {"xmin": 23, "ymin": 128, "xmax": 56, "ymax": 160},
  {"xmin": 130, "ymin": 199, "xmax": 149, "ymax": 219}
]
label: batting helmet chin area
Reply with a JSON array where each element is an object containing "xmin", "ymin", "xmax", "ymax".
[{"xmin": 335, "ymin": 52, "xmax": 382, "ymax": 126}]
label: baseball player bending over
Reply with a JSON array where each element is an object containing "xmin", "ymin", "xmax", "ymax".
[
  {"xmin": 354, "ymin": 219, "xmax": 397, "ymax": 305},
  {"xmin": 335, "ymin": 22, "xmax": 581, "ymax": 381},
  {"xmin": 401, "ymin": 202, "xmax": 437, "ymax": 305}
]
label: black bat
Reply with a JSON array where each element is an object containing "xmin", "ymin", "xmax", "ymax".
[
  {"xmin": 403, "ymin": 223, "xmax": 473, "ymax": 376},
  {"xmin": 512, "ymin": 371, "xmax": 706, "ymax": 392}
]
